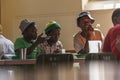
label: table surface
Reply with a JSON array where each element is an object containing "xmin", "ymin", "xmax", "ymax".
[
  {"xmin": 0, "ymin": 53, "xmax": 118, "ymax": 80},
  {"xmin": 0, "ymin": 52, "xmax": 116, "ymax": 65},
  {"xmin": 0, "ymin": 61, "xmax": 120, "ymax": 80}
]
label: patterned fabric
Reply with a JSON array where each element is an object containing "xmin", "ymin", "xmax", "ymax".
[
  {"xmin": 45, "ymin": 21, "xmax": 61, "ymax": 34},
  {"xmin": 40, "ymin": 40, "xmax": 63, "ymax": 54},
  {"xmin": 73, "ymin": 29, "xmax": 104, "ymax": 53}
]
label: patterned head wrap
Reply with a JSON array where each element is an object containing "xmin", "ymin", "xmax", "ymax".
[{"xmin": 45, "ymin": 21, "xmax": 61, "ymax": 34}]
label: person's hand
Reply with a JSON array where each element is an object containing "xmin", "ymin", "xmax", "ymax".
[
  {"xmin": 87, "ymin": 24, "xmax": 94, "ymax": 31},
  {"xmin": 36, "ymin": 33, "xmax": 51, "ymax": 44},
  {"xmin": 36, "ymin": 33, "xmax": 45, "ymax": 44},
  {"xmin": 54, "ymin": 48, "xmax": 61, "ymax": 53},
  {"xmin": 36, "ymin": 33, "xmax": 43, "ymax": 43},
  {"xmin": 87, "ymin": 24, "xmax": 94, "ymax": 40},
  {"xmin": 81, "ymin": 24, "xmax": 94, "ymax": 40}
]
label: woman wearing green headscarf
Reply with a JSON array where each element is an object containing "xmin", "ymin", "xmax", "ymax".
[{"xmin": 39, "ymin": 21, "xmax": 63, "ymax": 54}]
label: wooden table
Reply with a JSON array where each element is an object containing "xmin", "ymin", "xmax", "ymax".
[
  {"xmin": 0, "ymin": 60, "xmax": 120, "ymax": 80},
  {"xmin": 0, "ymin": 53, "xmax": 119, "ymax": 80},
  {"xmin": 0, "ymin": 52, "xmax": 115, "ymax": 65},
  {"xmin": 0, "ymin": 59, "xmax": 36, "ymax": 65},
  {"xmin": 0, "ymin": 58, "xmax": 85, "ymax": 65}
]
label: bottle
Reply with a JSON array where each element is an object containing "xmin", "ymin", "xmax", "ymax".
[{"xmin": 20, "ymin": 48, "xmax": 26, "ymax": 60}]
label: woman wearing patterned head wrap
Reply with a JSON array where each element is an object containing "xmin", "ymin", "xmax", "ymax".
[{"xmin": 39, "ymin": 21, "xmax": 63, "ymax": 54}]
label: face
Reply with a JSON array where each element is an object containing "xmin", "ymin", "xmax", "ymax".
[
  {"xmin": 114, "ymin": 16, "xmax": 120, "ymax": 25},
  {"xmin": 48, "ymin": 28, "xmax": 60, "ymax": 43},
  {"xmin": 78, "ymin": 16, "xmax": 93, "ymax": 31},
  {"xmin": 23, "ymin": 25, "xmax": 37, "ymax": 40}
]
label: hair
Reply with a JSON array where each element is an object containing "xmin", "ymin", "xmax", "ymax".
[
  {"xmin": 77, "ymin": 17, "xmax": 81, "ymax": 27},
  {"xmin": 112, "ymin": 8, "xmax": 120, "ymax": 25}
]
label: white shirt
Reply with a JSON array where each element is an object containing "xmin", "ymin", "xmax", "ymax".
[
  {"xmin": 73, "ymin": 31, "xmax": 86, "ymax": 53},
  {"xmin": 73, "ymin": 29, "xmax": 104, "ymax": 53},
  {"xmin": 0, "ymin": 35, "xmax": 15, "ymax": 58}
]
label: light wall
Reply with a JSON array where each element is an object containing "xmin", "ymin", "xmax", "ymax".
[
  {"xmin": 90, "ymin": 9, "xmax": 113, "ymax": 35},
  {"xmin": 1, "ymin": 0, "xmax": 114, "ymax": 50}
]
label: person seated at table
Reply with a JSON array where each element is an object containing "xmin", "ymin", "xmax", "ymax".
[
  {"xmin": 103, "ymin": 8, "xmax": 120, "ymax": 59},
  {"xmin": 14, "ymin": 19, "xmax": 45, "ymax": 59},
  {"xmin": 73, "ymin": 11, "xmax": 104, "ymax": 54},
  {"xmin": 39, "ymin": 21, "xmax": 63, "ymax": 54},
  {"xmin": 0, "ymin": 24, "xmax": 15, "ymax": 59}
]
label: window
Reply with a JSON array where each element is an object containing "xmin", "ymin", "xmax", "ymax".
[{"xmin": 83, "ymin": 0, "xmax": 120, "ymax": 10}]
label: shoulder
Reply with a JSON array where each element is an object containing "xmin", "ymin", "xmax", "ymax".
[
  {"xmin": 14, "ymin": 37, "xmax": 26, "ymax": 44},
  {"xmin": 94, "ymin": 28, "xmax": 102, "ymax": 32},
  {"xmin": 5, "ymin": 39, "xmax": 13, "ymax": 45},
  {"xmin": 0, "ymin": 35, "xmax": 13, "ymax": 44},
  {"xmin": 15, "ymin": 37, "xmax": 24, "ymax": 42},
  {"xmin": 110, "ymin": 24, "xmax": 120, "ymax": 34},
  {"xmin": 73, "ymin": 31, "xmax": 81, "ymax": 39},
  {"xmin": 112, "ymin": 24, "xmax": 120, "ymax": 31},
  {"xmin": 16, "ymin": 37, "xmax": 24, "ymax": 40},
  {"xmin": 94, "ymin": 28, "xmax": 103, "ymax": 35},
  {"xmin": 108, "ymin": 25, "xmax": 120, "ymax": 39}
]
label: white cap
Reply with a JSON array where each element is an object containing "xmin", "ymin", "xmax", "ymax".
[{"xmin": 78, "ymin": 11, "xmax": 95, "ymax": 24}]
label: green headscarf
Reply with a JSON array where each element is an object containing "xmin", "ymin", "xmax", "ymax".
[{"xmin": 45, "ymin": 21, "xmax": 61, "ymax": 34}]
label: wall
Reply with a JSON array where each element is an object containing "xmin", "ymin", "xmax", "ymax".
[
  {"xmin": 1, "ymin": 0, "xmax": 114, "ymax": 50},
  {"xmin": 90, "ymin": 9, "xmax": 113, "ymax": 35}
]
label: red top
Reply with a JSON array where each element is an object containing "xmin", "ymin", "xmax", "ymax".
[{"xmin": 103, "ymin": 24, "xmax": 120, "ymax": 58}]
